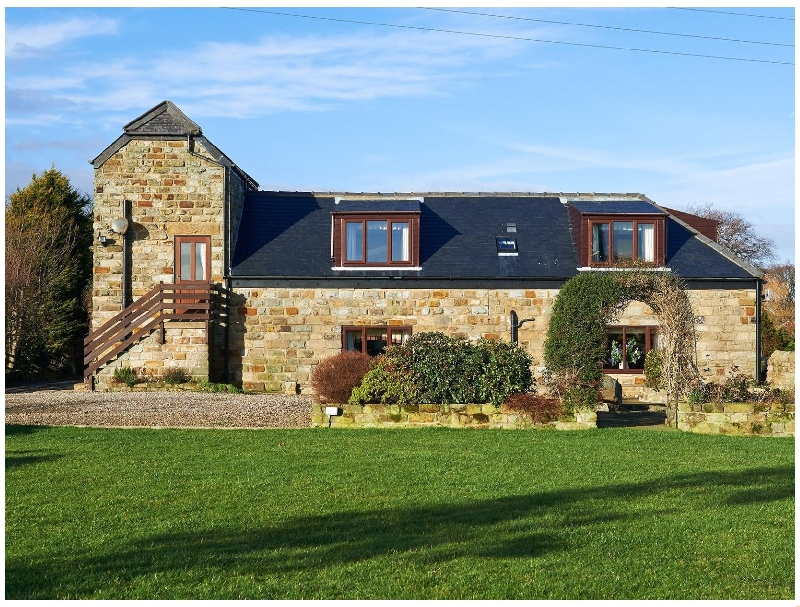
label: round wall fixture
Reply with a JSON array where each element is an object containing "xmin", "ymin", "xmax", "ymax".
[{"xmin": 110, "ymin": 218, "xmax": 129, "ymax": 235}]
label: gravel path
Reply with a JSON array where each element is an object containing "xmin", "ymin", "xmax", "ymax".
[{"xmin": 5, "ymin": 390, "xmax": 313, "ymax": 429}]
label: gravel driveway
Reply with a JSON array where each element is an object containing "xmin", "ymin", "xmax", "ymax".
[{"xmin": 5, "ymin": 390, "xmax": 313, "ymax": 429}]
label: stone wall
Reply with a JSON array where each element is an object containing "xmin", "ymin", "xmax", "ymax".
[
  {"xmin": 767, "ymin": 350, "xmax": 795, "ymax": 390},
  {"xmin": 677, "ymin": 401, "xmax": 794, "ymax": 436},
  {"xmin": 229, "ymin": 285, "xmax": 759, "ymax": 399},
  {"xmin": 310, "ymin": 402, "xmax": 597, "ymax": 430},
  {"xmin": 91, "ymin": 137, "xmax": 248, "ymax": 388},
  {"xmin": 229, "ymin": 286, "xmax": 555, "ymax": 393},
  {"xmin": 690, "ymin": 287, "xmax": 759, "ymax": 379}
]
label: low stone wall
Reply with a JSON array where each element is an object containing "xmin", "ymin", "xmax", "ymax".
[
  {"xmin": 677, "ymin": 401, "xmax": 794, "ymax": 437},
  {"xmin": 767, "ymin": 350, "xmax": 795, "ymax": 391},
  {"xmin": 311, "ymin": 402, "xmax": 597, "ymax": 430}
]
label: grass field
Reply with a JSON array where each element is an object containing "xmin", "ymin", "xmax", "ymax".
[{"xmin": 5, "ymin": 425, "xmax": 795, "ymax": 599}]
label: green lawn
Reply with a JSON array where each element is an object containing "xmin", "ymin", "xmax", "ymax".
[{"xmin": 5, "ymin": 425, "xmax": 795, "ymax": 599}]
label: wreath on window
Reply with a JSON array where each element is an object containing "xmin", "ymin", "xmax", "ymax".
[
  {"xmin": 609, "ymin": 340, "xmax": 623, "ymax": 367},
  {"xmin": 626, "ymin": 338, "xmax": 643, "ymax": 365}
]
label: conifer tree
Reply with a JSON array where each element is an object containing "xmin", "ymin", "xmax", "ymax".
[{"xmin": 5, "ymin": 168, "xmax": 92, "ymax": 380}]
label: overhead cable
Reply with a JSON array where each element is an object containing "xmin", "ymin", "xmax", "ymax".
[
  {"xmin": 226, "ymin": 8, "xmax": 794, "ymax": 66},
  {"xmin": 421, "ymin": 7, "xmax": 793, "ymax": 48}
]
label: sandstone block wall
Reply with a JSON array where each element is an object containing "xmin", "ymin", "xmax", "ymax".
[
  {"xmin": 229, "ymin": 285, "xmax": 759, "ymax": 400},
  {"xmin": 767, "ymin": 350, "xmax": 795, "ymax": 390},
  {"xmin": 677, "ymin": 401, "xmax": 794, "ymax": 436},
  {"xmin": 310, "ymin": 402, "xmax": 597, "ymax": 430},
  {"xmin": 91, "ymin": 137, "xmax": 247, "ymax": 387},
  {"xmin": 228, "ymin": 286, "xmax": 556, "ymax": 393},
  {"xmin": 690, "ymin": 287, "xmax": 759, "ymax": 379}
]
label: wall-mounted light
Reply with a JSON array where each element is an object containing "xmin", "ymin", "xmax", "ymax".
[
  {"xmin": 98, "ymin": 234, "xmax": 108, "ymax": 245},
  {"xmin": 111, "ymin": 217, "xmax": 129, "ymax": 235}
]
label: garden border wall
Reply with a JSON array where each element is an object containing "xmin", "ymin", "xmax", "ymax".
[
  {"xmin": 677, "ymin": 401, "xmax": 794, "ymax": 436},
  {"xmin": 311, "ymin": 402, "xmax": 597, "ymax": 430}
]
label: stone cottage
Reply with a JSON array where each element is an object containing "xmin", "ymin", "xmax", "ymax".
[{"xmin": 86, "ymin": 100, "xmax": 764, "ymax": 400}]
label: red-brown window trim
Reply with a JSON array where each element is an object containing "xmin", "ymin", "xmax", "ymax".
[
  {"xmin": 174, "ymin": 235, "xmax": 212, "ymax": 282},
  {"xmin": 332, "ymin": 212, "xmax": 420, "ymax": 267},
  {"xmin": 602, "ymin": 325, "xmax": 658, "ymax": 374},
  {"xmin": 582, "ymin": 214, "xmax": 666, "ymax": 267},
  {"xmin": 341, "ymin": 325, "xmax": 413, "ymax": 356}
]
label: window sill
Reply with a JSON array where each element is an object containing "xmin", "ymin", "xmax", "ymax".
[
  {"xmin": 578, "ymin": 266, "xmax": 671, "ymax": 272},
  {"xmin": 332, "ymin": 266, "xmax": 422, "ymax": 271}
]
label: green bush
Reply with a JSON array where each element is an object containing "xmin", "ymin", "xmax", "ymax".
[
  {"xmin": 563, "ymin": 386, "xmax": 601, "ymax": 413},
  {"xmin": 476, "ymin": 338, "xmax": 534, "ymax": 406},
  {"xmin": 194, "ymin": 380, "xmax": 242, "ymax": 394},
  {"xmin": 350, "ymin": 332, "xmax": 533, "ymax": 406},
  {"xmin": 113, "ymin": 366, "xmax": 142, "ymax": 388},
  {"xmin": 348, "ymin": 365, "xmax": 410, "ymax": 405},
  {"xmin": 643, "ymin": 349, "xmax": 664, "ymax": 391},
  {"xmin": 162, "ymin": 368, "xmax": 190, "ymax": 386}
]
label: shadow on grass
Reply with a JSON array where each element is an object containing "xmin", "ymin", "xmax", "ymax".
[
  {"xmin": 5, "ymin": 451, "xmax": 64, "ymax": 469},
  {"xmin": 5, "ymin": 424, "xmax": 48, "ymax": 437},
  {"xmin": 6, "ymin": 465, "xmax": 794, "ymax": 599}
]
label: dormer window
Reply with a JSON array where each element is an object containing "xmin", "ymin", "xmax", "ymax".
[
  {"xmin": 566, "ymin": 200, "xmax": 667, "ymax": 267},
  {"xmin": 332, "ymin": 199, "xmax": 421, "ymax": 268},
  {"xmin": 590, "ymin": 220, "xmax": 655, "ymax": 264},
  {"xmin": 345, "ymin": 219, "xmax": 410, "ymax": 263}
]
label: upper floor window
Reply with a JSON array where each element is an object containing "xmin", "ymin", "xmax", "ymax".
[
  {"xmin": 332, "ymin": 200, "xmax": 421, "ymax": 268},
  {"xmin": 566, "ymin": 200, "xmax": 667, "ymax": 268},
  {"xmin": 591, "ymin": 220, "xmax": 655, "ymax": 264},
  {"xmin": 345, "ymin": 219, "xmax": 411, "ymax": 264}
]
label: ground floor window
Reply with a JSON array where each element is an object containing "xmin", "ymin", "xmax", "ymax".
[
  {"xmin": 342, "ymin": 326, "xmax": 412, "ymax": 356},
  {"xmin": 603, "ymin": 326, "xmax": 659, "ymax": 372}
]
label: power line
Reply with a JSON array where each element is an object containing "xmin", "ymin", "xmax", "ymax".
[
  {"xmin": 669, "ymin": 7, "xmax": 795, "ymax": 21},
  {"xmin": 420, "ymin": 7, "xmax": 793, "ymax": 48},
  {"xmin": 225, "ymin": 8, "xmax": 793, "ymax": 66}
]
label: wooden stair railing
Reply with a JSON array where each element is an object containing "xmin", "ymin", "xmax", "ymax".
[{"xmin": 84, "ymin": 281, "xmax": 214, "ymax": 381}]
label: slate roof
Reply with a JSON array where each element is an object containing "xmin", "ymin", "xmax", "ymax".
[
  {"xmin": 232, "ymin": 193, "xmax": 577, "ymax": 279},
  {"xmin": 230, "ymin": 192, "xmax": 759, "ymax": 281},
  {"xmin": 568, "ymin": 200, "xmax": 667, "ymax": 215}
]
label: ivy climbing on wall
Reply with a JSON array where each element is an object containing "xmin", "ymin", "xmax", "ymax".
[{"xmin": 543, "ymin": 267, "xmax": 698, "ymax": 427}]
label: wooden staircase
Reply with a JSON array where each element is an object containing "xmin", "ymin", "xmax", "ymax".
[{"xmin": 84, "ymin": 282, "xmax": 214, "ymax": 387}]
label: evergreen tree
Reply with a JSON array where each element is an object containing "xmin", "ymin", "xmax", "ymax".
[{"xmin": 5, "ymin": 168, "xmax": 92, "ymax": 381}]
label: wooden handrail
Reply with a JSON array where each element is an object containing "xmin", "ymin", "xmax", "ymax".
[{"xmin": 84, "ymin": 282, "xmax": 214, "ymax": 380}]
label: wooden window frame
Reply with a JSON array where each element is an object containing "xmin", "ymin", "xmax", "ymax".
[
  {"xmin": 333, "ymin": 213, "xmax": 420, "ymax": 268},
  {"xmin": 341, "ymin": 325, "xmax": 413, "ymax": 356},
  {"xmin": 175, "ymin": 235, "xmax": 212, "ymax": 283},
  {"xmin": 585, "ymin": 215, "xmax": 665, "ymax": 267},
  {"xmin": 602, "ymin": 325, "xmax": 658, "ymax": 374}
]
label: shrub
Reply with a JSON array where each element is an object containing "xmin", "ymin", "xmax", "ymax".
[
  {"xmin": 504, "ymin": 392, "xmax": 563, "ymax": 424},
  {"xmin": 643, "ymin": 349, "xmax": 664, "ymax": 391},
  {"xmin": 194, "ymin": 380, "xmax": 242, "ymax": 394},
  {"xmin": 563, "ymin": 386, "xmax": 601, "ymax": 413},
  {"xmin": 348, "ymin": 365, "xmax": 410, "ymax": 405},
  {"xmin": 162, "ymin": 368, "xmax": 190, "ymax": 386},
  {"xmin": 356, "ymin": 332, "xmax": 533, "ymax": 406},
  {"xmin": 311, "ymin": 351, "xmax": 373, "ymax": 403},
  {"xmin": 113, "ymin": 366, "xmax": 141, "ymax": 388},
  {"xmin": 476, "ymin": 339, "xmax": 534, "ymax": 406}
]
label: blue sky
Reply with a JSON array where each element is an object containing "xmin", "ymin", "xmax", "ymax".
[{"xmin": 5, "ymin": 6, "xmax": 795, "ymax": 263}]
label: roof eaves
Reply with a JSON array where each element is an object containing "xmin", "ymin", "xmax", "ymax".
[
  {"xmin": 647, "ymin": 198, "xmax": 764, "ymax": 279},
  {"xmin": 89, "ymin": 133, "xmax": 132, "ymax": 168}
]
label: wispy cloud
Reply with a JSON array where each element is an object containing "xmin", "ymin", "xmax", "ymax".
[
  {"xmin": 6, "ymin": 25, "xmax": 541, "ymax": 125},
  {"xmin": 6, "ymin": 17, "xmax": 119, "ymax": 58}
]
